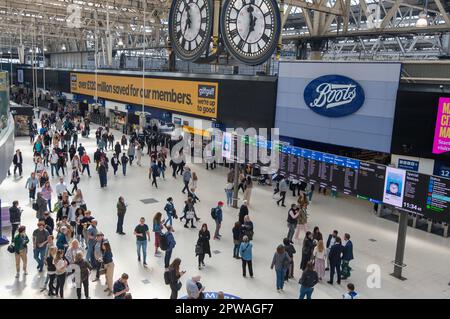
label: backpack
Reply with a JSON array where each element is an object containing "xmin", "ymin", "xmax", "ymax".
[
  {"xmin": 210, "ymin": 207, "xmax": 217, "ymax": 219},
  {"xmin": 160, "ymin": 233, "xmax": 168, "ymax": 251},
  {"xmin": 164, "ymin": 270, "xmax": 171, "ymax": 285}
]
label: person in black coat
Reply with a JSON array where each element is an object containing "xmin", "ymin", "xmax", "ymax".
[
  {"xmin": 12, "ymin": 149, "xmax": 23, "ymax": 177},
  {"xmin": 327, "ymin": 236, "xmax": 344, "ymax": 285},
  {"xmin": 196, "ymin": 224, "xmax": 211, "ymax": 269},
  {"xmin": 114, "ymin": 142, "xmax": 122, "ymax": 157},
  {"xmin": 43, "ymin": 211, "xmax": 55, "ymax": 234},
  {"xmin": 9, "ymin": 201, "xmax": 22, "ymax": 238},
  {"xmin": 341, "ymin": 233, "xmax": 354, "ymax": 280},
  {"xmin": 283, "ymin": 238, "xmax": 296, "ymax": 280},
  {"xmin": 98, "ymin": 160, "xmax": 108, "ymax": 188},
  {"xmin": 238, "ymin": 201, "xmax": 249, "ymax": 225},
  {"xmin": 300, "ymin": 231, "xmax": 314, "ymax": 271}
]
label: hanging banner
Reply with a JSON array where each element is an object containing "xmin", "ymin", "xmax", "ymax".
[
  {"xmin": 70, "ymin": 73, "xmax": 218, "ymax": 118},
  {"xmin": 432, "ymin": 97, "xmax": 450, "ymax": 154}
]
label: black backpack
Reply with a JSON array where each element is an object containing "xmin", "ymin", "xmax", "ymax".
[
  {"xmin": 210, "ymin": 207, "xmax": 217, "ymax": 219},
  {"xmin": 164, "ymin": 270, "xmax": 171, "ymax": 285},
  {"xmin": 160, "ymin": 233, "xmax": 168, "ymax": 251}
]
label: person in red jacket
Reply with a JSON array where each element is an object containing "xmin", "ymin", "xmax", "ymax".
[{"xmin": 81, "ymin": 153, "xmax": 91, "ymax": 177}]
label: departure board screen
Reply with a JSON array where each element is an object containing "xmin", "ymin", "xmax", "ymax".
[
  {"xmin": 356, "ymin": 162, "xmax": 386, "ymax": 203},
  {"xmin": 403, "ymin": 172, "xmax": 450, "ymax": 222}
]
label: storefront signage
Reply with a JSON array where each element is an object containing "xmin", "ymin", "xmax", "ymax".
[
  {"xmin": 398, "ymin": 159, "xmax": 419, "ymax": 172},
  {"xmin": 432, "ymin": 97, "xmax": 450, "ymax": 154},
  {"xmin": 70, "ymin": 73, "xmax": 218, "ymax": 118},
  {"xmin": 304, "ymin": 74, "xmax": 365, "ymax": 118}
]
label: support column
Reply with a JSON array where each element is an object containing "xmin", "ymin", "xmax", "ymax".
[
  {"xmin": 296, "ymin": 40, "xmax": 307, "ymax": 60},
  {"xmin": 232, "ymin": 134, "xmax": 240, "ymax": 209},
  {"xmin": 391, "ymin": 209, "xmax": 408, "ymax": 280}
]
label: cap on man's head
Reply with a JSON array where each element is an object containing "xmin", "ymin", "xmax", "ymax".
[{"xmin": 218, "ymin": 201, "xmax": 224, "ymax": 206}]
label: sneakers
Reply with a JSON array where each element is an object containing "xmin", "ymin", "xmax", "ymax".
[
  {"xmin": 15, "ymin": 273, "xmax": 19, "ymax": 278},
  {"xmin": 184, "ymin": 225, "xmax": 189, "ymax": 228},
  {"xmin": 143, "ymin": 262, "xmax": 148, "ymax": 267},
  {"xmin": 191, "ymin": 225, "xmax": 197, "ymax": 229}
]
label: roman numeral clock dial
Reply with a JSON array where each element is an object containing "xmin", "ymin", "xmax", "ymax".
[
  {"xmin": 169, "ymin": 0, "xmax": 213, "ymax": 61},
  {"xmin": 220, "ymin": 0, "xmax": 281, "ymax": 65}
]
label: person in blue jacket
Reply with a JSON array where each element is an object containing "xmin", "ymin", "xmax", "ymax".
[
  {"xmin": 341, "ymin": 233, "xmax": 354, "ymax": 280},
  {"xmin": 239, "ymin": 235, "xmax": 253, "ymax": 278},
  {"xmin": 213, "ymin": 201, "xmax": 224, "ymax": 240},
  {"xmin": 164, "ymin": 225, "xmax": 176, "ymax": 269},
  {"xmin": 164, "ymin": 197, "xmax": 176, "ymax": 226}
]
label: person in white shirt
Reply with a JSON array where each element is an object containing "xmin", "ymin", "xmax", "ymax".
[
  {"xmin": 49, "ymin": 150, "xmax": 59, "ymax": 177},
  {"xmin": 68, "ymin": 201, "xmax": 78, "ymax": 228},
  {"xmin": 343, "ymin": 283, "xmax": 359, "ymax": 299},
  {"xmin": 55, "ymin": 177, "xmax": 69, "ymax": 197}
]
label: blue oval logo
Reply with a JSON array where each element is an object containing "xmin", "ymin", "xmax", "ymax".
[{"xmin": 304, "ymin": 74, "xmax": 365, "ymax": 117}]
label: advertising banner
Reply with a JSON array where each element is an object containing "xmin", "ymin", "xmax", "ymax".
[
  {"xmin": 432, "ymin": 97, "xmax": 450, "ymax": 154},
  {"xmin": 383, "ymin": 166, "xmax": 406, "ymax": 207},
  {"xmin": 70, "ymin": 73, "xmax": 218, "ymax": 118}
]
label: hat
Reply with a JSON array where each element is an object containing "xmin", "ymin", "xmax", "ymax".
[{"xmin": 218, "ymin": 201, "xmax": 224, "ymax": 206}]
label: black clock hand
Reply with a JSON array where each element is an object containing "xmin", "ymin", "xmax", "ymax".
[{"xmin": 184, "ymin": 6, "xmax": 191, "ymax": 33}]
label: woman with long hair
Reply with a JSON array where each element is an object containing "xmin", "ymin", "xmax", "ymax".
[
  {"xmin": 54, "ymin": 250, "xmax": 68, "ymax": 298},
  {"xmin": 313, "ymin": 240, "xmax": 327, "ymax": 280},
  {"xmin": 300, "ymin": 231, "xmax": 314, "ymax": 271},
  {"xmin": 243, "ymin": 176, "xmax": 253, "ymax": 205},
  {"xmin": 153, "ymin": 212, "xmax": 165, "ymax": 256},
  {"xmin": 196, "ymin": 224, "xmax": 211, "ymax": 269},
  {"xmin": 102, "ymin": 242, "xmax": 115, "ymax": 296},
  {"xmin": 168, "ymin": 258, "xmax": 186, "ymax": 299}
]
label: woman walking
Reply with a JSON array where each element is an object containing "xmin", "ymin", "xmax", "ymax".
[
  {"xmin": 270, "ymin": 245, "xmax": 290, "ymax": 292},
  {"xmin": 136, "ymin": 144, "xmax": 142, "ymax": 166},
  {"xmin": 46, "ymin": 246, "xmax": 57, "ymax": 296},
  {"xmin": 239, "ymin": 235, "xmax": 253, "ymax": 278},
  {"xmin": 164, "ymin": 197, "xmax": 176, "ymax": 227},
  {"xmin": 25, "ymin": 172, "xmax": 39, "ymax": 203},
  {"xmin": 103, "ymin": 242, "xmax": 114, "ymax": 296},
  {"xmin": 13, "ymin": 226, "xmax": 29, "ymax": 278},
  {"xmin": 196, "ymin": 224, "xmax": 211, "ymax": 269},
  {"xmin": 232, "ymin": 222, "xmax": 242, "ymax": 259},
  {"xmin": 167, "ymin": 258, "xmax": 185, "ymax": 299},
  {"xmin": 54, "ymin": 250, "xmax": 68, "ymax": 298},
  {"xmin": 313, "ymin": 240, "xmax": 327, "ymax": 281},
  {"xmin": 300, "ymin": 231, "xmax": 314, "ymax": 271},
  {"xmin": 299, "ymin": 261, "xmax": 319, "ymax": 299},
  {"xmin": 41, "ymin": 181, "xmax": 53, "ymax": 212},
  {"xmin": 153, "ymin": 212, "xmax": 165, "ymax": 257},
  {"xmin": 224, "ymin": 181, "xmax": 233, "ymax": 207},
  {"xmin": 70, "ymin": 167, "xmax": 80, "ymax": 193}
]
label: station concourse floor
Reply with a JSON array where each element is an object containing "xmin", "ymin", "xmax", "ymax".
[{"xmin": 1, "ymin": 126, "xmax": 450, "ymax": 299}]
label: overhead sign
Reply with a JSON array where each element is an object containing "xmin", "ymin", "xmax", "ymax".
[
  {"xmin": 432, "ymin": 97, "xmax": 450, "ymax": 154},
  {"xmin": 304, "ymin": 74, "xmax": 365, "ymax": 117},
  {"xmin": 70, "ymin": 73, "xmax": 218, "ymax": 118}
]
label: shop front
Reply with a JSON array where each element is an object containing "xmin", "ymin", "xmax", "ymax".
[{"xmin": 10, "ymin": 101, "xmax": 33, "ymax": 136}]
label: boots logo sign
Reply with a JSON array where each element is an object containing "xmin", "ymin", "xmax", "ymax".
[{"xmin": 304, "ymin": 74, "xmax": 365, "ymax": 117}]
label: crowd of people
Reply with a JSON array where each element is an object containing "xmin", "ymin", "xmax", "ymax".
[{"xmin": 5, "ymin": 105, "xmax": 359, "ymax": 300}]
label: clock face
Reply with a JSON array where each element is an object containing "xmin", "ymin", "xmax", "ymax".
[
  {"xmin": 221, "ymin": 0, "xmax": 281, "ymax": 65},
  {"xmin": 169, "ymin": 0, "xmax": 213, "ymax": 61}
]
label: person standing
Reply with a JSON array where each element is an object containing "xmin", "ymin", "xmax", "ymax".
[
  {"xmin": 35, "ymin": 192, "xmax": 48, "ymax": 221},
  {"xmin": 196, "ymin": 224, "xmax": 211, "ymax": 269},
  {"xmin": 270, "ymin": 245, "xmax": 290, "ymax": 292},
  {"xmin": 182, "ymin": 168, "xmax": 192, "ymax": 194},
  {"xmin": 341, "ymin": 233, "xmax": 354, "ymax": 280},
  {"xmin": 121, "ymin": 135, "xmax": 128, "ymax": 151},
  {"xmin": 54, "ymin": 250, "xmax": 68, "ymax": 298},
  {"xmin": 121, "ymin": 153, "xmax": 129, "ymax": 176},
  {"xmin": 287, "ymin": 204, "xmax": 300, "ymax": 242},
  {"xmin": 232, "ymin": 222, "xmax": 242, "ymax": 259},
  {"xmin": 299, "ymin": 261, "xmax": 319, "ymax": 299},
  {"xmin": 98, "ymin": 159, "xmax": 108, "ymax": 188},
  {"xmin": 150, "ymin": 160, "xmax": 159, "ymax": 188},
  {"xmin": 25, "ymin": 172, "xmax": 39, "ymax": 202},
  {"xmin": 243, "ymin": 176, "xmax": 253, "ymax": 205},
  {"xmin": 239, "ymin": 235, "xmax": 253, "ymax": 278},
  {"xmin": 343, "ymin": 283, "xmax": 359, "ymax": 299},
  {"xmin": 32, "ymin": 222, "xmax": 50, "ymax": 272},
  {"xmin": 164, "ymin": 197, "xmax": 176, "ymax": 226},
  {"xmin": 327, "ymin": 236, "xmax": 344, "ymax": 285},
  {"xmin": 13, "ymin": 149, "xmax": 23, "ymax": 177},
  {"xmin": 114, "ymin": 141, "xmax": 122, "ymax": 158},
  {"xmin": 276, "ymin": 177, "xmax": 288, "ymax": 207},
  {"xmin": 212, "ymin": 201, "xmax": 224, "ymax": 240},
  {"xmin": 9, "ymin": 201, "xmax": 22, "ymax": 239},
  {"xmin": 127, "ymin": 143, "xmax": 135, "ymax": 166},
  {"xmin": 134, "ymin": 217, "xmax": 150, "ymax": 266},
  {"xmin": 283, "ymin": 238, "xmax": 296, "ymax": 280},
  {"xmin": 153, "ymin": 212, "xmax": 165, "ymax": 257},
  {"xmin": 74, "ymin": 251, "xmax": 92, "ymax": 299},
  {"xmin": 13, "ymin": 226, "xmax": 29, "ymax": 278},
  {"xmin": 70, "ymin": 167, "xmax": 80, "ymax": 193},
  {"xmin": 300, "ymin": 231, "xmax": 314, "ymax": 271},
  {"xmin": 86, "ymin": 220, "xmax": 98, "ymax": 264},
  {"xmin": 46, "ymin": 247, "xmax": 57, "ymax": 296},
  {"xmin": 116, "ymin": 197, "xmax": 127, "ymax": 235},
  {"xmin": 325, "ymin": 230, "xmax": 338, "ymax": 271},
  {"xmin": 238, "ymin": 201, "xmax": 249, "ymax": 225},
  {"xmin": 102, "ymin": 242, "xmax": 115, "ymax": 296},
  {"xmin": 80, "ymin": 153, "xmax": 91, "ymax": 177},
  {"xmin": 111, "ymin": 154, "xmax": 121, "ymax": 176},
  {"xmin": 164, "ymin": 225, "xmax": 176, "ymax": 269},
  {"xmin": 313, "ymin": 240, "xmax": 327, "ymax": 281},
  {"xmin": 41, "ymin": 181, "xmax": 53, "ymax": 212},
  {"xmin": 167, "ymin": 258, "xmax": 185, "ymax": 299},
  {"xmin": 294, "ymin": 202, "xmax": 308, "ymax": 241},
  {"xmin": 225, "ymin": 181, "xmax": 233, "ymax": 207},
  {"xmin": 49, "ymin": 149, "xmax": 59, "ymax": 177},
  {"xmin": 136, "ymin": 144, "xmax": 142, "ymax": 166}
]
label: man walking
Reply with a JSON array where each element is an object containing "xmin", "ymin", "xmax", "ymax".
[
  {"xmin": 134, "ymin": 217, "xmax": 150, "ymax": 266},
  {"xmin": 212, "ymin": 201, "xmax": 224, "ymax": 240},
  {"xmin": 13, "ymin": 149, "xmax": 23, "ymax": 177},
  {"xmin": 181, "ymin": 167, "xmax": 191, "ymax": 193},
  {"xmin": 32, "ymin": 222, "xmax": 49, "ymax": 272},
  {"xmin": 286, "ymin": 204, "xmax": 300, "ymax": 242},
  {"xmin": 276, "ymin": 177, "xmax": 288, "ymax": 207},
  {"xmin": 116, "ymin": 197, "xmax": 127, "ymax": 235}
]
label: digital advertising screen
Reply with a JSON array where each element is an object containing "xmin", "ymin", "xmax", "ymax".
[
  {"xmin": 383, "ymin": 167, "xmax": 407, "ymax": 207},
  {"xmin": 356, "ymin": 162, "xmax": 386, "ymax": 203},
  {"xmin": 222, "ymin": 132, "xmax": 232, "ymax": 160},
  {"xmin": 432, "ymin": 97, "xmax": 450, "ymax": 155}
]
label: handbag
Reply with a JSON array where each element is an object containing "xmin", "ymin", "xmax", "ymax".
[
  {"xmin": 7, "ymin": 244, "xmax": 15, "ymax": 254},
  {"xmin": 186, "ymin": 211, "xmax": 195, "ymax": 220}
]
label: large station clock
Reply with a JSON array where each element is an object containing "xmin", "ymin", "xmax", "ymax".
[
  {"xmin": 169, "ymin": 0, "xmax": 214, "ymax": 61},
  {"xmin": 220, "ymin": 0, "xmax": 281, "ymax": 65}
]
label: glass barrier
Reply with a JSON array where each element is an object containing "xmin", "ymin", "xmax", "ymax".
[{"xmin": 0, "ymin": 71, "xmax": 9, "ymax": 135}]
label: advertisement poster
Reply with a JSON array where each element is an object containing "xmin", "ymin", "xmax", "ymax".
[
  {"xmin": 70, "ymin": 73, "xmax": 218, "ymax": 118},
  {"xmin": 17, "ymin": 69, "xmax": 23, "ymax": 83},
  {"xmin": 222, "ymin": 132, "xmax": 232, "ymax": 160},
  {"xmin": 432, "ymin": 97, "xmax": 450, "ymax": 154},
  {"xmin": 383, "ymin": 167, "xmax": 406, "ymax": 207}
]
